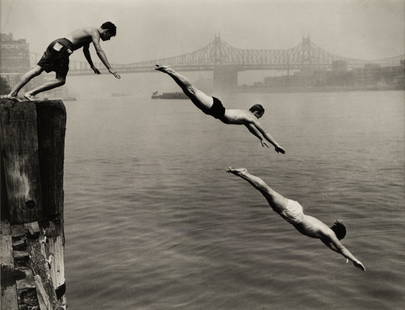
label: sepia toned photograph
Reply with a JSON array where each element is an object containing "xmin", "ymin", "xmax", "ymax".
[{"xmin": 1, "ymin": 0, "xmax": 404, "ymax": 309}]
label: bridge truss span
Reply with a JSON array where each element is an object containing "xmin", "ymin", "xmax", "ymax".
[{"xmin": 68, "ymin": 35, "xmax": 405, "ymax": 75}]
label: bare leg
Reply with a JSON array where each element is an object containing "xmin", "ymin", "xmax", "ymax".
[
  {"xmin": 25, "ymin": 73, "xmax": 66, "ymax": 98},
  {"xmin": 227, "ymin": 167, "xmax": 288, "ymax": 209},
  {"xmin": 155, "ymin": 64, "xmax": 214, "ymax": 110},
  {"xmin": 7, "ymin": 65, "xmax": 43, "ymax": 97}
]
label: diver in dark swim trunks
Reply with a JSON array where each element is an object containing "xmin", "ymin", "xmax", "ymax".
[
  {"xmin": 4, "ymin": 22, "xmax": 121, "ymax": 101},
  {"xmin": 155, "ymin": 65, "xmax": 285, "ymax": 154},
  {"xmin": 37, "ymin": 38, "xmax": 75, "ymax": 78},
  {"xmin": 209, "ymin": 97, "xmax": 226, "ymax": 121}
]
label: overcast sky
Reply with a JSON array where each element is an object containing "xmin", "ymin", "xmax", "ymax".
[{"xmin": 1, "ymin": 0, "xmax": 404, "ymax": 64}]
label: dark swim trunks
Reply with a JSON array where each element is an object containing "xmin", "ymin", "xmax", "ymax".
[
  {"xmin": 208, "ymin": 97, "xmax": 226, "ymax": 121},
  {"xmin": 37, "ymin": 38, "xmax": 74, "ymax": 77}
]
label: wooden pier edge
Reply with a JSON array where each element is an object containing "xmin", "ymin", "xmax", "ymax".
[{"xmin": 1, "ymin": 98, "xmax": 67, "ymax": 310}]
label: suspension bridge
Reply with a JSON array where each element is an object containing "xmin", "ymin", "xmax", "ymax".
[
  {"xmin": 66, "ymin": 35, "xmax": 404, "ymax": 89},
  {"xmin": 68, "ymin": 35, "xmax": 404, "ymax": 72}
]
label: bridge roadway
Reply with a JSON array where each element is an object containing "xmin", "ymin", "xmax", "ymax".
[
  {"xmin": 69, "ymin": 63, "xmax": 333, "ymax": 75},
  {"xmin": 66, "ymin": 36, "xmax": 404, "ymax": 90}
]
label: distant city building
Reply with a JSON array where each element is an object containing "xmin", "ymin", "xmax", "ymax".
[
  {"xmin": 256, "ymin": 59, "xmax": 404, "ymax": 91},
  {"xmin": 332, "ymin": 60, "xmax": 348, "ymax": 72},
  {"xmin": 0, "ymin": 33, "xmax": 30, "ymax": 73},
  {"xmin": 0, "ymin": 33, "xmax": 32, "ymax": 90}
]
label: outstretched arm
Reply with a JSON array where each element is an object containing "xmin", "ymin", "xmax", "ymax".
[
  {"xmin": 250, "ymin": 120, "xmax": 285, "ymax": 154},
  {"xmin": 245, "ymin": 123, "xmax": 269, "ymax": 148},
  {"xmin": 91, "ymin": 31, "xmax": 120, "ymax": 79},
  {"xmin": 322, "ymin": 234, "xmax": 366, "ymax": 271},
  {"xmin": 83, "ymin": 43, "xmax": 100, "ymax": 74}
]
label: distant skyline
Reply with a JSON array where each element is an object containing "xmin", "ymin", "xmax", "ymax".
[{"xmin": 1, "ymin": 0, "xmax": 404, "ymax": 64}]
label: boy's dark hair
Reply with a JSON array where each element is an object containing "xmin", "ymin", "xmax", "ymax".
[
  {"xmin": 249, "ymin": 104, "xmax": 265, "ymax": 115},
  {"xmin": 101, "ymin": 21, "xmax": 117, "ymax": 36},
  {"xmin": 330, "ymin": 220, "xmax": 346, "ymax": 240}
]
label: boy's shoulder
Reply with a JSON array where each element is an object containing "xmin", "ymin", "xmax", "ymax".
[
  {"xmin": 228, "ymin": 109, "xmax": 256, "ymax": 123},
  {"xmin": 75, "ymin": 27, "xmax": 99, "ymax": 37}
]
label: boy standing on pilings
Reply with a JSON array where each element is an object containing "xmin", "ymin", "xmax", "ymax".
[{"xmin": 4, "ymin": 21, "xmax": 121, "ymax": 101}]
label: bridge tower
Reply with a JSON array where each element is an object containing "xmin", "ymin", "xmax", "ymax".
[
  {"xmin": 212, "ymin": 34, "xmax": 239, "ymax": 91},
  {"xmin": 300, "ymin": 36, "xmax": 315, "ymax": 72}
]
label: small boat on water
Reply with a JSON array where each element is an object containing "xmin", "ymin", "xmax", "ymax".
[
  {"xmin": 112, "ymin": 92, "xmax": 131, "ymax": 97},
  {"xmin": 42, "ymin": 96, "xmax": 77, "ymax": 101},
  {"xmin": 151, "ymin": 91, "xmax": 188, "ymax": 99},
  {"xmin": 62, "ymin": 96, "xmax": 77, "ymax": 101}
]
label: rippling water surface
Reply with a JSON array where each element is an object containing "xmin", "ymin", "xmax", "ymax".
[{"xmin": 63, "ymin": 87, "xmax": 405, "ymax": 310}]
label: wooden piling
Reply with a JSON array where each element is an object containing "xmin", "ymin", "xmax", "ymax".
[{"xmin": 1, "ymin": 98, "xmax": 67, "ymax": 310}]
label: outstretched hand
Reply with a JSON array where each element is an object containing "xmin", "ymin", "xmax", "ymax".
[
  {"xmin": 275, "ymin": 145, "xmax": 286, "ymax": 154},
  {"xmin": 353, "ymin": 260, "xmax": 366, "ymax": 271}
]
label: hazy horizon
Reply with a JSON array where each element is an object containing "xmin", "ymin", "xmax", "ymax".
[{"xmin": 1, "ymin": 0, "xmax": 404, "ymax": 65}]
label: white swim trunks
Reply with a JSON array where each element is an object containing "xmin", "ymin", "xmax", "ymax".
[{"xmin": 281, "ymin": 199, "xmax": 304, "ymax": 224}]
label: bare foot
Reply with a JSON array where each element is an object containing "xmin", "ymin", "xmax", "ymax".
[
  {"xmin": 0, "ymin": 93, "xmax": 19, "ymax": 100},
  {"xmin": 23, "ymin": 93, "xmax": 37, "ymax": 101},
  {"xmin": 226, "ymin": 167, "xmax": 248, "ymax": 176}
]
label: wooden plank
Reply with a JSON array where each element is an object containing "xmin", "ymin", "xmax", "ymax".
[
  {"xmin": 27, "ymin": 236, "xmax": 58, "ymax": 308},
  {"xmin": 0, "ymin": 138, "xmax": 7, "ymax": 222},
  {"xmin": 11, "ymin": 224, "xmax": 25, "ymax": 238},
  {"xmin": 1, "ymin": 223, "xmax": 18, "ymax": 310},
  {"xmin": 25, "ymin": 221, "xmax": 40, "ymax": 236},
  {"xmin": 34, "ymin": 275, "xmax": 52, "ymax": 310},
  {"xmin": 0, "ymin": 222, "xmax": 12, "ymax": 264},
  {"xmin": 16, "ymin": 267, "xmax": 35, "ymax": 290},
  {"xmin": 0, "ymin": 220, "xmax": 10, "ymax": 236},
  {"xmin": 11, "ymin": 237, "xmax": 26, "ymax": 251},
  {"xmin": 0, "ymin": 100, "xmax": 42, "ymax": 224},
  {"xmin": 36, "ymin": 101, "xmax": 67, "ymax": 303},
  {"xmin": 49, "ymin": 234, "xmax": 65, "ymax": 290},
  {"xmin": 1, "ymin": 99, "xmax": 67, "ymax": 308},
  {"xmin": 45, "ymin": 221, "xmax": 65, "ymax": 291},
  {"xmin": 36, "ymin": 100, "xmax": 66, "ymax": 220}
]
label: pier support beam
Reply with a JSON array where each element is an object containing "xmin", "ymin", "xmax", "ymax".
[
  {"xmin": 1, "ymin": 99, "xmax": 67, "ymax": 310},
  {"xmin": 213, "ymin": 65, "xmax": 240, "ymax": 92}
]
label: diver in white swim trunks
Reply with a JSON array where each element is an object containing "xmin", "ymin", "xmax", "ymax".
[{"xmin": 227, "ymin": 167, "xmax": 366, "ymax": 271}]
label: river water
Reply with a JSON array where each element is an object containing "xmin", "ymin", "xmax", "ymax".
[{"xmin": 62, "ymin": 80, "xmax": 405, "ymax": 310}]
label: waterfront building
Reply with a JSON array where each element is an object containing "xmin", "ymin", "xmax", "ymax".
[{"xmin": 0, "ymin": 33, "xmax": 31, "ymax": 88}]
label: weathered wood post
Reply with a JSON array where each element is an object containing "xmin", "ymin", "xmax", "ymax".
[{"xmin": 1, "ymin": 98, "xmax": 67, "ymax": 310}]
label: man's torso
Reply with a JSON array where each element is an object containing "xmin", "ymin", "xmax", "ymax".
[
  {"xmin": 293, "ymin": 214, "xmax": 331, "ymax": 239},
  {"xmin": 223, "ymin": 109, "xmax": 254, "ymax": 124},
  {"xmin": 65, "ymin": 27, "xmax": 97, "ymax": 50}
]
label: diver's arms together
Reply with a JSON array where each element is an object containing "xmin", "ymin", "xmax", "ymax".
[
  {"xmin": 90, "ymin": 31, "xmax": 120, "ymax": 79},
  {"xmin": 245, "ymin": 123, "xmax": 269, "ymax": 148},
  {"xmin": 322, "ymin": 234, "xmax": 366, "ymax": 271},
  {"xmin": 83, "ymin": 43, "xmax": 100, "ymax": 74},
  {"xmin": 250, "ymin": 120, "xmax": 285, "ymax": 154}
]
